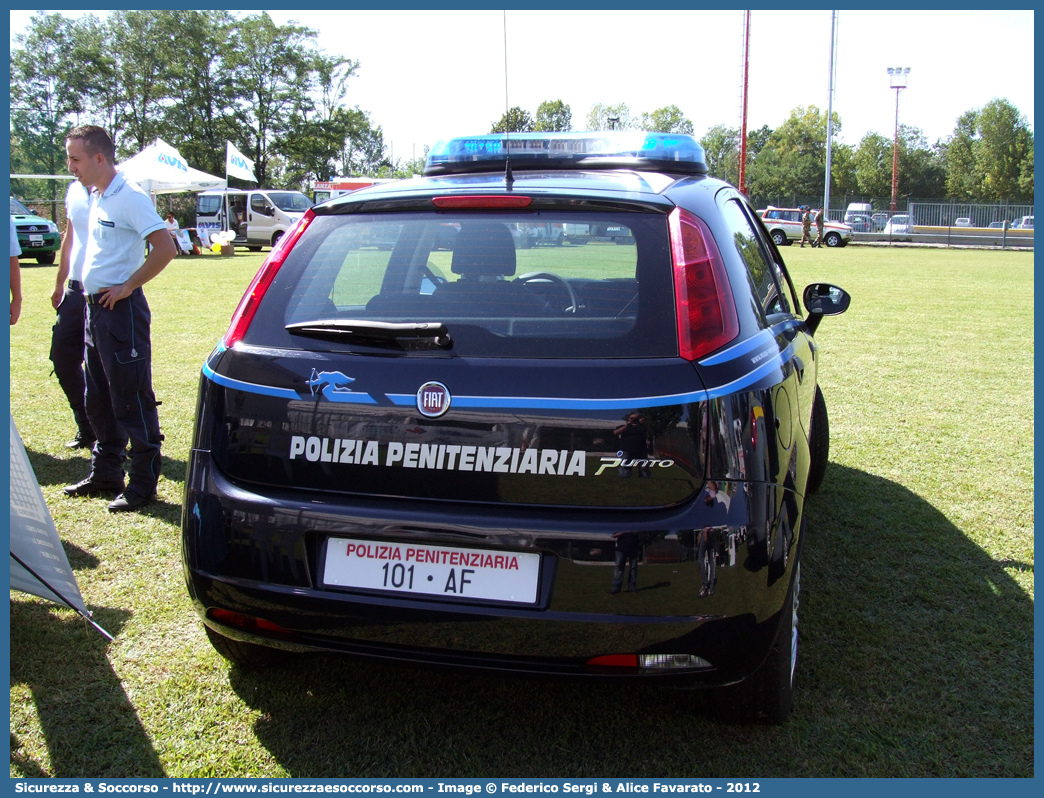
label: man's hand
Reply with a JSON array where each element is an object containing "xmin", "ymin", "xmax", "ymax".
[
  {"xmin": 51, "ymin": 284, "xmax": 64, "ymax": 309},
  {"xmin": 98, "ymin": 283, "xmax": 133, "ymax": 310}
]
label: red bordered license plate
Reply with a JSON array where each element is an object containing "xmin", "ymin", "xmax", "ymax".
[{"xmin": 323, "ymin": 538, "xmax": 541, "ymax": 604}]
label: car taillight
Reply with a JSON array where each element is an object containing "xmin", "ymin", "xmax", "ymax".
[
  {"xmin": 668, "ymin": 207, "xmax": 739, "ymax": 361},
  {"xmin": 432, "ymin": 195, "xmax": 532, "ymax": 209},
  {"xmin": 223, "ymin": 209, "xmax": 315, "ymax": 348}
]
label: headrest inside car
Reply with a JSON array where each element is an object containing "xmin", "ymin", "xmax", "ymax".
[{"xmin": 451, "ymin": 222, "xmax": 517, "ymax": 277}]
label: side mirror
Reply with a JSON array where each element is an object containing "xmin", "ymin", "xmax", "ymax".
[{"xmin": 802, "ymin": 283, "xmax": 850, "ymax": 335}]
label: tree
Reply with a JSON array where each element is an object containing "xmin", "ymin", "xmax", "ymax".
[
  {"xmin": 754, "ymin": 106, "xmax": 840, "ymax": 198},
  {"xmin": 491, "ymin": 107, "xmax": 533, "ymax": 133},
  {"xmin": 228, "ymin": 12, "xmax": 323, "ymax": 185},
  {"xmin": 161, "ymin": 10, "xmax": 240, "ymax": 178},
  {"xmin": 639, "ymin": 105, "xmax": 694, "ymax": 135},
  {"xmin": 700, "ymin": 125, "xmax": 740, "ymax": 185},
  {"xmin": 106, "ymin": 10, "xmax": 183, "ymax": 155},
  {"xmin": 586, "ymin": 102, "xmax": 632, "ymax": 131},
  {"xmin": 10, "ymin": 13, "xmax": 93, "ymax": 217},
  {"xmin": 828, "ymin": 143, "xmax": 858, "ymax": 196},
  {"xmin": 534, "ymin": 100, "xmax": 571, "ymax": 132},
  {"xmin": 944, "ymin": 99, "xmax": 1033, "ymax": 201},
  {"xmin": 897, "ymin": 126, "xmax": 946, "ymax": 199},
  {"xmin": 854, "ymin": 132, "xmax": 892, "ymax": 198},
  {"xmin": 742, "ymin": 125, "xmax": 775, "ymax": 201},
  {"xmin": 975, "ymin": 99, "xmax": 1033, "ymax": 200},
  {"xmin": 944, "ymin": 109, "xmax": 978, "ymax": 200},
  {"xmin": 1018, "ymin": 145, "xmax": 1033, "ymax": 198}
]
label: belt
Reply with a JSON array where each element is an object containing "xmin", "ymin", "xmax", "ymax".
[
  {"xmin": 67, "ymin": 280, "xmax": 83, "ymax": 291},
  {"xmin": 85, "ymin": 287, "xmax": 142, "ymax": 305}
]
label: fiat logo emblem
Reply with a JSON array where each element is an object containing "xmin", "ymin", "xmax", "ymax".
[{"xmin": 417, "ymin": 381, "xmax": 451, "ymax": 418}]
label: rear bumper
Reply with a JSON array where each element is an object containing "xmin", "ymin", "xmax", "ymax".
[{"xmin": 182, "ymin": 451, "xmax": 799, "ymax": 683}]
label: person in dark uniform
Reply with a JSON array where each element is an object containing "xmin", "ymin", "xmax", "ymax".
[
  {"xmin": 614, "ymin": 412, "xmax": 651, "ymax": 477},
  {"xmin": 61, "ymin": 126, "xmax": 176, "ymax": 512},
  {"xmin": 609, "ymin": 531, "xmax": 640, "ymax": 594},
  {"xmin": 50, "ymin": 178, "xmax": 96, "ymax": 449}
]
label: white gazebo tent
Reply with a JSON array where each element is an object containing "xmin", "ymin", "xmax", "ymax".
[
  {"xmin": 117, "ymin": 139, "xmax": 226, "ymax": 250},
  {"xmin": 116, "ymin": 138, "xmax": 225, "ymax": 194}
]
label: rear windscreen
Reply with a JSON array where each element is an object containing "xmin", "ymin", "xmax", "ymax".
[{"xmin": 245, "ymin": 211, "xmax": 676, "ymax": 358}]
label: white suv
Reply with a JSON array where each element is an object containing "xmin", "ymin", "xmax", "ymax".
[{"xmin": 759, "ymin": 207, "xmax": 852, "ymax": 248}]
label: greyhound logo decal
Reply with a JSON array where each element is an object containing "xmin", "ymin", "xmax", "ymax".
[{"xmin": 307, "ymin": 369, "xmax": 356, "ymax": 399}]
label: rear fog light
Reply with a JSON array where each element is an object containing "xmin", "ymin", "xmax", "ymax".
[
  {"xmin": 585, "ymin": 653, "xmax": 713, "ymax": 671},
  {"xmin": 208, "ymin": 608, "xmax": 295, "ymax": 637}
]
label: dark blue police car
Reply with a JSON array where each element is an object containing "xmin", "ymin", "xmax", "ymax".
[{"xmin": 182, "ymin": 132, "xmax": 850, "ymax": 724}]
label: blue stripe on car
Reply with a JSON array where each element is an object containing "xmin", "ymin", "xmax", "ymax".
[{"xmin": 201, "ymin": 341, "xmax": 799, "ymax": 410}]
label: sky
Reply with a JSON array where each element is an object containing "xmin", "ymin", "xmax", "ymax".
[{"xmin": 9, "ymin": 9, "xmax": 1035, "ymax": 167}]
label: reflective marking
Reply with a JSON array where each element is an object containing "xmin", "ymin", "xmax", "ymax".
[
  {"xmin": 386, "ymin": 391, "xmax": 709, "ymax": 411},
  {"xmin": 202, "ymin": 362, "xmax": 299, "ymax": 399},
  {"xmin": 697, "ymin": 320, "xmax": 801, "ymax": 366},
  {"xmin": 205, "ymin": 331, "xmax": 801, "ymax": 409}
]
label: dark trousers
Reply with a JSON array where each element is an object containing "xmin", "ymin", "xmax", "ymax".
[
  {"xmin": 84, "ymin": 288, "xmax": 162, "ymax": 493},
  {"xmin": 49, "ymin": 282, "xmax": 93, "ymax": 437},
  {"xmin": 611, "ymin": 551, "xmax": 638, "ymax": 593}
]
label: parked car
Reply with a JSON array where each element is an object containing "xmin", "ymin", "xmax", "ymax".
[
  {"xmin": 759, "ymin": 206, "xmax": 853, "ymax": 247},
  {"xmin": 954, "ymin": 217, "xmax": 972, "ymax": 227},
  {"xmin": 10, "ymin": 196, "xmax": 61, "ymax": 264},
  {"xmin": 1012, "ymin": 216, "xmax": 1033, "ymax": 230},
  {"xmin": 883, "ymin": 214, "xmax": 911, "ymax": 236},
  {"xmin": 988, "ymin": 221, "xmax": 1007, "ymax": 229},
  {"xmin": 871, "ymin": 213, "xmax": 889, "ymax": 232},
  {"xmin": 183, "ymin": 131, "xmax": 850, "ymax": 725}
]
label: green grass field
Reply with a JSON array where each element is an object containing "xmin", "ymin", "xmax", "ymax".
[{"xmin": 9, "ymin": 244, "xmax": 1033, "ymax": 777}]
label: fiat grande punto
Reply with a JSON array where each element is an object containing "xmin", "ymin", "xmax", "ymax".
[{"xmin": 182, "ymin": 132, "xmax": 850, "ymax": 724}]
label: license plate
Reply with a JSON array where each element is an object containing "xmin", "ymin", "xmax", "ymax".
[
  {"xmin": 29, "ymin": 235, "xmax": 43, "ymax": 244},
  {"xmin": 323, "ymin": 538, "xmax": 541, "ymax": 604}
]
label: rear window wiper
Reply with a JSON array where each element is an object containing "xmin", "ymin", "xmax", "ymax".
[{"xmin": 285, "ymin": 319, "xmax": 452, "ymax": 349}]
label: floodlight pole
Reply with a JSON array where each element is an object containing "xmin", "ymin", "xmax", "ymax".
[
  {"xmin": 823, "ymin": 11, "xmax": 837, "ymax": 218},
  {"xmin": 738, "ymin": 10, "xmax": 751, "ymax": 195},
  {"xmin": 888, "ymin": 67, "xmax": 910, "ymax": 213}
]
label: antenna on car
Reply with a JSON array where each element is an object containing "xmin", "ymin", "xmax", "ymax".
[{"xmin": 502, "ymin": 10, "xmax": 514, "ymax": 189}]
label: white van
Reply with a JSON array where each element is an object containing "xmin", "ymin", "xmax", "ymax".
[
  {"xmin": 844, "ymin": 202, "xmax": 872, "ymax": 224},
  {"xmin": 196, "ymin": 189, "xmax": 313, "ymax": 250}
]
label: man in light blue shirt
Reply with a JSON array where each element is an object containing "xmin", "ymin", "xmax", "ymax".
[
  {"xmin": 50, "ymin": 178, "xmax": 95, "ymax": 448},
  {"xmin": 62, "ymin": 125, "xmax": 176, "ymax": 512}
]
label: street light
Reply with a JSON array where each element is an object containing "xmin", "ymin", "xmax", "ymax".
[{"xmin": 887, "ymin": 67, "xmax": 910, "ymax": 212}]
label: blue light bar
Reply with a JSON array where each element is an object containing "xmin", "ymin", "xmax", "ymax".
[{"xmin": 424, "ymin": 132, "xmax": 708, "ymax": 176}]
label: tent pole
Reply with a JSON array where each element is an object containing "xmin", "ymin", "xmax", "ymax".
[{"xmin": 10, "ymin": 552, "xmax": 114, "ymax": 640}]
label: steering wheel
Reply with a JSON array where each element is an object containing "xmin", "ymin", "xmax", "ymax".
[{"xmin": 515, "ymin": 271, "xmax": 578, "ymax": 314}]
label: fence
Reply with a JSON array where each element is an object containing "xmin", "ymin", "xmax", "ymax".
[{"xmin": 908, "ymin": 201, "xmax": 1034, "ymax": 229}]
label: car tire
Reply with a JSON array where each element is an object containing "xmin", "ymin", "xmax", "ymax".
[
  {"xmin": 36, "ymin": 252, "xmax": 56, "ymax": 265},
  {"xmin": 271, "ymin": 232, "xmax": 284, "ymax": 249},
  {"xmin": 712, "ymin": 561, "xmax": 799, "ymax": 725},
  {"xmin": 204, "ymin": 624, "xmax": 286, "ymax": 667},
  {"xmin": 771, "ymin": 230, "xmax": 788, "ymax": 247},
  {"xmin": 248, "ymin": 246, "xmax": 262, "ymax": 252},
  {"xmin": 806, "ymin": 386, "xmax": 829, "ymax": 493},
  {"xmin": 825, "ymin": 232, "xmax": 842, "ymax": 248}
]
